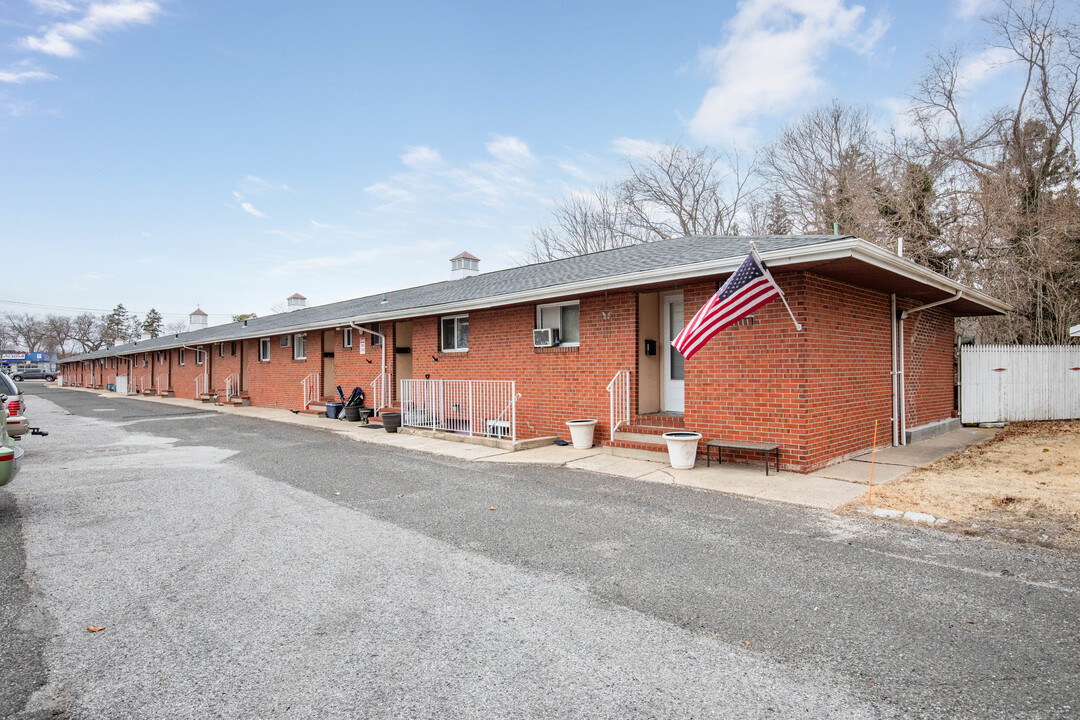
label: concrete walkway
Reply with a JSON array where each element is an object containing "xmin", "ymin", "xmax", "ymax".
[{"xmin": 51, "ymin": 385, "xmax": 993, "ymax": 511}]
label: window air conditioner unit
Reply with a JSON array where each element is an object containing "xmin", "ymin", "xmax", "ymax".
[
  {"xmin": 533, "ymin": 328, "xmax": 560, "ymax": 347},
  {"xmin": 280, "ymin": 336, "xmax": 291, "ymax": 347}
]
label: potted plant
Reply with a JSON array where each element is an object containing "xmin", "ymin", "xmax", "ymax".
[
  {"xmin": 565, "ymin": 419, "xmax": 598, "ymax": 449},
  {"xmin": 661, "ymin": 431, "xmax": 702, "ymax": 469}
]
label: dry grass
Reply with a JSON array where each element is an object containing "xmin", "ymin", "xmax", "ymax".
[{"xmin": 840, "ymin": 420, "xmax": 1080, "ymax": 550}]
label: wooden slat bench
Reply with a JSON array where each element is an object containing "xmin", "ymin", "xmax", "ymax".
[{"xmin": 704, "ymin": 440, "xmax": 780, "ymax": 475}]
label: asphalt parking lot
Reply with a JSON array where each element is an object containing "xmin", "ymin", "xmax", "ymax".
[{"xmin": 3, "ymin": 384, "xmax": 1078, "ymax": 718}]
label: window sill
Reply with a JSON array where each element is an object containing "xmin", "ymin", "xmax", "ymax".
[{"xmin": 534, "ymin": 345, "xmax": 579, "ymax": 354}]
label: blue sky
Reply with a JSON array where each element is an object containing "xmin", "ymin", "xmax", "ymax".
[{"xmin": 2, "ymin": 0, "xmax": 1011, "ymax": 325}]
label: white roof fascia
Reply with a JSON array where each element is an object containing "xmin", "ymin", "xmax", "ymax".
[{"xmin": 60, "ymin": 238, "xmax": 1008, "ymax": 361}]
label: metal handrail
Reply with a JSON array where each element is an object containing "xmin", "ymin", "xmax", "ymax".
[
  {"xmin": 157, "ymin": 373, "xmax": 168, "ymax": 394},
  {"xmin": 606, "ymin": 370, "xmax": 631, "ymax": 442},
  {"xmin": 399, "ymin": 379, "xmax": 518, "ymax": 441},
  {"xmin": 301, "ymin": 372, "xmax": 320, "ymax": 410},
  {"xmin": 370, "ymin": 372, "xmax": 391, "ymax": 413},
  {"xmin": 224, "ymin": 373, "xmax": 240, "ymax": 399}
]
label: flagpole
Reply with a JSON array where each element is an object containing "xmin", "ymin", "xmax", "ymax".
[{"xmin": 750, "ymin": 241, "xmax": 803, "ymax": 332}]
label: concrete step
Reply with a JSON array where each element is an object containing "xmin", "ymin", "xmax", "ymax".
[
  {"xmin": 633, "ymin": 413, "xmax": 685, "ymax": 429},
  {"xmin": 227, "ymin": 397, "xmax": 249, "ymax": 406},
  {"xmin": 297, "ymin": 408, "xmax": 325, "ymax": 416},
  {"xmin": 604, "ymin": 442, "xmax": 672, "ymax": 464},
  {"xmin": 199, "ymin": 393, "xmax": 219, "ymax": 403},
  {"xmin": 158, "ymin": 390, "xmax": 174, "ymax": 398}
]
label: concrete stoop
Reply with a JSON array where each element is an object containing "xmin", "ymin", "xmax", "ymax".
[{"xmin": 399, "ymin": 426, "xmax": 557, "ymax": 452}]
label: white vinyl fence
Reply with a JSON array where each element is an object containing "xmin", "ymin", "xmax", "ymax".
[
  {"xmin": 399, "ymin": 379, "xmax": 520, "ymax": 441},
  {"xmin": 960, "ymin": 345, "xmax": 1080, "ymax": 423}
]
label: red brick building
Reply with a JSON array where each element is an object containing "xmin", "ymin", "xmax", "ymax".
[{"xmin": 59, "ymin": 235, "xmax": 1006, "ymax": 472}]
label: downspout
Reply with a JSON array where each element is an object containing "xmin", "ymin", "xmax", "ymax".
[
  {"xmin": 890, "ymin": 294, "xmax": 898, "ymax": 447},
  {"xmin": 349, "ymin": 322, "xmax": 388, "ymax": 410},
  {"xmin": 896, "ymin": 291, "xmax": 963, "ymax": 446}
]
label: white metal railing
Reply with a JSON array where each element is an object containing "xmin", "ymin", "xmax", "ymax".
[
  {"xmin": 302, "ymin": 372, "xmax": 321, "ymax": 410},
  {"xmin": 194, "ymin": 374, "xmax": 205, "ymax": 399},
  {"xmin": 370, "ymin": 372, "xmax": 391, "ymax": 413},
  {"xmin": 399, "ymin": 379, "xmax": 519, "ymax": 441},
  {"xmin": 606, "ymin": 370, "xmax": 631, "ymax": 442},
  {"xmin": 157, "ymin": 373, "xmax": 168, "ymax": 394},
  {"xmin": 225, "ymin": 373, "xmax": 240, "ymax": 399}
]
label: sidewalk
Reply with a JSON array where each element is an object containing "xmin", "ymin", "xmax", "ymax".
[{"xmin": 53, "ymin": 386, "xmax": 991, "ymax": 511}]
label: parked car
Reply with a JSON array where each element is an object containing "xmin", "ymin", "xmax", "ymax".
[
  {"xmin": 0, "ymin": 374, "xmax": 25, "ymax": 426},
  {"xmin": 9, "ymin": 366, "xmax": 55, "ymax": 382},
  {"xmin": 0, "ymin": 399, "xmax": 23, "ymax": 486}
]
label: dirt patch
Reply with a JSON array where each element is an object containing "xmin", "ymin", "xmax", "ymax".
[{"xmin": 839, "ymin": 420, "xmax": 1080, "ymax": 550}]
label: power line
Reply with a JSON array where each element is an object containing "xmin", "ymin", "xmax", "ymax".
[{"xmin": 0, "ymin": 299, "xmax": 234, "ymax": 319}]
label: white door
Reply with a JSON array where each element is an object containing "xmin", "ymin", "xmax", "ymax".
[{"xmin": 662, "ymin": 294, "xmax": 685, "ymax": 412}]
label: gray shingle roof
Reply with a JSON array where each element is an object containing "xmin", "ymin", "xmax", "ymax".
[{"xmin": 60, "ymin": 235, "xmax": 844, "ymax": 363}]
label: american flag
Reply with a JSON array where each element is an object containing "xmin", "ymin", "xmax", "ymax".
[{"xmin": 671, "ymin": 251, "xmax": 783, "ymax": 360}]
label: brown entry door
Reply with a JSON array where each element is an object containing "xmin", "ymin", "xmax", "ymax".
[{"xmin": 322, "ymin": 330, "xmax": 335, "ymax": 398}]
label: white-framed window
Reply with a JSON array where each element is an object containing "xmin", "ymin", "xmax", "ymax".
[
  {"xmin": 293, "ymin": 333, "xmax": 307, "ymax": 360},
  {"xmin": 440, "ymin": 315, "xmax": 469, "ymax": 352},
  {"xmin": 142, "ymin": 354, "xmax": 148, "ymax": 367},
  {"xmin": 537, "ymin": 300, "xmax": 580, "ymax": 345},
  {"xmin": 280, "ymin": 335, "xmax": 291, "ymax": 348},
  {"xmin": 196, "ymin": 347, "xmax": 204, "ymax": 365},
  {"xmin": 370, "ymin": 323, "xmax": 382, "ymax": 347},
  {"xmin": 259, "ymin": 338, "xmax": 271, "ymax": 362},
  {"xmin": 343, "ymin": 328, "xmax": 353, "ymax": 348},
  {"xmin": 218, "ymin": 344, "xmax": 224, "ymax": 358},
  {"xmin": 179, "ymin": 349, "xmax": 186, "ymax": 366},
  {"xmin": 231, "ymin": 342, "xmax": 237, "ymax": 357}
]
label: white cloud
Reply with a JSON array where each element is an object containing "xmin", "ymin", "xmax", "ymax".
[
  {"xmin": 401, "ymin": 145, "xmax": 441, "ymax": 169},
  {"xmin": 485, "ymin": 135, "xmax": 535, "ymax": 165},
  {"xmin": 957, "ymin": 46, "xmax": 1014, "ymax": 91},
  {"xmin": 611, "ymin": 137, "xmax": 664, "ymax": 159},
  {"xmin": 21, "ymin": 1, "xmax": 163, "ymax": 58},
  {"xmin": 954, "ymin": 0, "xmax": 996, "ymax": 20},
  {"xmin": 0, "ymin": 63, "xmax": 57, "ymax": 84},
  {"xmin": 232, "ymin": 190, "xmax": 267, "ymax": 218},
  {"xmin": 689, "ymin": 0, "xmax": 890, "ymax": 142},
  {"xmin": 239, "ymin": 174, "xmax": 294, "ymax": 195},
  {"xmin": 240, "ymin": 202, "xmax": 266, "ymax": 218}
]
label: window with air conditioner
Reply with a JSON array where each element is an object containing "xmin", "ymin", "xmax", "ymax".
[
  {"xmin": 280, "ymin": 335, "xmax": 291, "ymax": 348},
  {"xmin": 536, "ymin": 301, "xmax": 579, "ymax": 346},
  {"xmin": 440, "ymin": 315, "xmax": 468, "ymax": 352}
]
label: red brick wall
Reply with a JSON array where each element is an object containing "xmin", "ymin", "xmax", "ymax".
[
  {"xmin": 243, "ymin": 332, "xmax": 325, "ymax": 410},
  {"xmin": 333, "ymin": 325, "xmax": 396, "ymax": 405},
  {"xmin": 682, "ymin": 272, "xmax": 813, "ymax": 470},
  {"xmin": 209, "ymin": 341, "xmax": 241, "ymax": 394},
  {"xmin": 407, "ymin": 294, "xmax": 638, "ymax": 441},
  {"xmin": 901, "ymin": 305, "xmax": 955, "ymax": 429}
]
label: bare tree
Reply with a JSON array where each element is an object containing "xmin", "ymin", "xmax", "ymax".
[
  {"xmin": 911, "ymin": 0, "xmax": 1080, "ymax": 343},
  {"xmin": 72, "ymin": 313, "xmax": 105, "ymax": 353},
  {"xmin": 528, "ymin": 144, "xmax": 757, "ymax": 261},
  {"xmin": 527, "ymin": 185, "xmax": 632, "ymax": 261},
  {"xmin": 5, "ymin": 313, "xmax": 50, "ymax": 352},
  {"xmin": 42, "ymin": 315, "xmax": 75, "ymax": 355},
  {"xmin": 621, "ymin": 145, "xmax": 756, "ymax": 241},
  {"xmin": 164, "ymin": 320, "xmax": 188, "ymax": 335},
  {"xmin": 762, "ymin": 101, "xmax": 884, "ymax": 240}
]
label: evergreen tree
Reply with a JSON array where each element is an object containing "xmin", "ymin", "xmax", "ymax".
[{"xmin": 142, "ymin": 308, "xmax": 164, "ymax": 338}]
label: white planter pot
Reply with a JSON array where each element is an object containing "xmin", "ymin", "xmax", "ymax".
[
  {"xmin": 662, "ymin": 431, "xmax": 702, "ymax": 469},
  {"xmin": 566, "ymin": 419, "xmax": 598, "ymax": 449}
]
